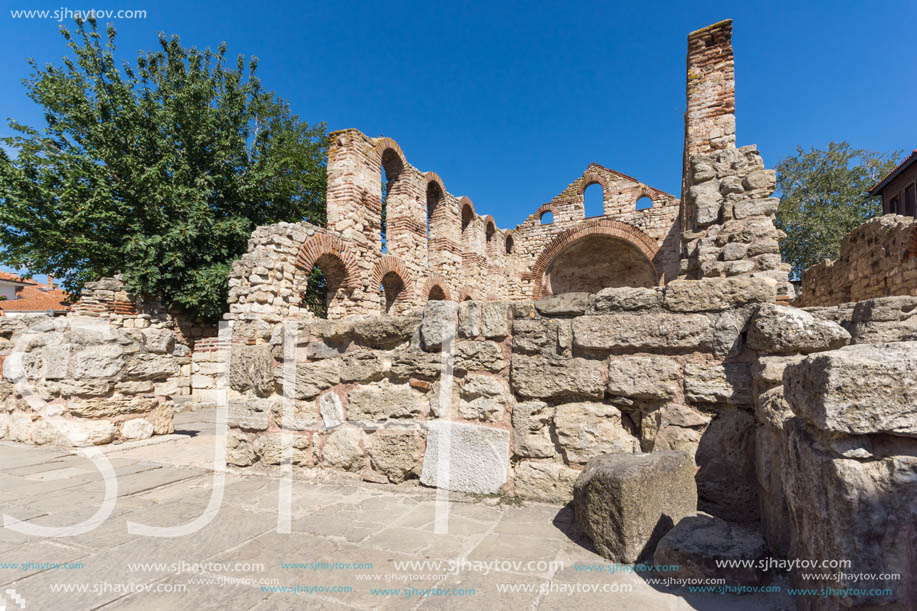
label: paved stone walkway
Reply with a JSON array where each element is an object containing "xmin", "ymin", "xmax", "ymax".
[{"xmin": 1, "ymin": 411, "xmax": 794, "ymax": 610}]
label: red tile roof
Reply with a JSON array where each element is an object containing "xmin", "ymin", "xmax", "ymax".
[
  {"xmin": 0, "ymin": 283, "xmax": 70, "ymax": 314},
  {"xmin": 0, "ymin": 271, "xmax": 36, "ymax": 285}
]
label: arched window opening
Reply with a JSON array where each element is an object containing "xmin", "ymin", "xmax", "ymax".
[
  {"xmin": 505, "ymin": 234, "xmax": 514, "ymax": 255},
  {"xmin": 380, "ymin": 149, "xmax": 404, "ymax": 253},
  {"xmin": 428, "ymin": 285, "xmax": 446, "ymax": 301},
  {"xmin": 427, "ymin": 182, "xmax": 443, "ymax": 243},
  {"xmin": 584, "ymin": 183, "xmax": 604, "ymax": 218},
  {"xmin": 301, "ymin": 265, "xmax": 329, "ymax": 319},
  {"xmin": 636, "ymin": 195, "xmax": 653, "ymax": 210},
  {"xmin": 486, "ymin": 221, "xmax": 496, "ymax": 244},
  {"xmin": 380, "ymin": 271, "xmax": 405, "ymax": 314},
  {"xmin": 299, "ymin": 254, "xmax": 348, "ymax": 319},
  {"xmin": 461, "ymin": 205, "xmax": 473, "ymax": 235},
  {"xmin": 540, "ymin": 210, "xmax": 554, "ymax": 225}
]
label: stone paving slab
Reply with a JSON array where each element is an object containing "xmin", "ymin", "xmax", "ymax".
[{"xmin": 0, "ymin": 410, "xmax": 796, "ymax": 610}]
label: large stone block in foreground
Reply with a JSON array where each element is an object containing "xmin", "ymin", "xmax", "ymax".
[
  {"xmin": 420, "ymin": 421, "xmax": 509, "ymax": 494},
  {"xmin": 574, "ymin": 451, "xmax": 697, "ymax": 563},
  {"xmin": 654, "ymin": 514, "xmax": 769, "ymax": 586},
  {"xmin": 784, "ymin": 342, "xmax": 917, "ymax": 437}
]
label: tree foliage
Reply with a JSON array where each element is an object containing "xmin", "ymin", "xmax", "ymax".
[
  {"xmin": 0, "ymin": 19, "xmax": 327, "ymax": 321},
  {"xmin": 775, "ymin": 142, "xmax": 901, "ymax": 279}
]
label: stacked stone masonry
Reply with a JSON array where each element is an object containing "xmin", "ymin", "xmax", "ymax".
[{"xmin": 798, "ymin": 214, "xmax": 917, "ymax": 306}]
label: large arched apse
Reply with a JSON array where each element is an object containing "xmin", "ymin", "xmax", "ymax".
[{"xmin": 543, "ymin": 234, "xmax": 655, "ymax": 295}]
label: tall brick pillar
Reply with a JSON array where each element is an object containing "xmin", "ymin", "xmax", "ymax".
[{"xmin": 681, "ymin": 19, "xmax": 736, "ymax": 228}]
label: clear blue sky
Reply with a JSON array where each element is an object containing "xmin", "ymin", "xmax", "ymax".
[{"xmin": 1, "ymin": 0, "xmax": 915, "ymax": 280}]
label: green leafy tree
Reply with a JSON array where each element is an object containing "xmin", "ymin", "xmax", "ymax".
[
  {"xmin": 0, "ymin": 18, "xmax": 327, "ymax": 321},
  {"xmin": 775, "ymin": 141, "xmax": 901, "ymax": 279}
]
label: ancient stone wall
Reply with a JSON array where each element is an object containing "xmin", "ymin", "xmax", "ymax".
[
  {"xmin": 225, "ymin": 277, "xmax": 779, "ymax": 518},
  {"xmin": 749, "ymin": 296, "xmax": 917, "ymax": 611},
  {"xmin": 797, "ymin": 214, "xmax": 917, "ymax": 306},
  {"xmin": 0, "ymin": 314, "xmax": 178, "ymax": 446}
]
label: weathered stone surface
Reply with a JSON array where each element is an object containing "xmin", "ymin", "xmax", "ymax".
[
  {"xmin": 514, "ymin": 460, "xmax": 578, "ymax": 502},
  {"xmin": 121, "ymin": 418, "xmax": 153, "ymax": 441},
  {"xmin": 754, "ymin": 386, "xmax": 793, "ymax": 429},
  {"xmin": 123, "ymin": 353, "xmax": 180, "ymax": 381},
  {"xmin": 229, "ymin": 344, "xmax": 274, "ymax": 396},
  {"xmin": 689, "ymin": 180, "xmax": 723, "ymax": 226},
  {"xmin": 654, "ymin": 514, "xmax": 769, "ymax": 585},
  {"xmin": 69, "ymin": 397, "xmax": 157, "ymax": 418},
  {"xmin": 733, "ymin": 197, "xmax": 778, "ymax": 219},
  {"xmin": 457, "ymin": 301, "xmax": 480, "ymax": 338},
  {"xmin": 480, "ymin": 302, "xmax": 510, "ymax": 339},
  {"xmin": 141, "ymin": 328, "xmax": 176, "ymax": 354},
  {"xmin": 534, "ymin": 292, "xmax": 589, "ymax": 317},
  {"xmin": 754, "ymin": 424, "xmax": 792, "ymax": 557},
  {"xmin": 347, "ymin": 380, "xmax": 426, "ymax": 422},
  {"xmin": 458, "ymin": 374, "xmax": 507, "ymax": 422},
  {"xmin": 318, "ymin": 392, "xmax": 344, "ymax": 428},
  {"xmin": 663, "ymin": 277, "xmax": 775, "ymax": 312},
  {"xmin": 844, "ymin": 296, "xmax": 917, "ymax": 344},
  {"xmin": 554, "ymin": 402, "xmax": 640, "ymax": 463},
  {"xmin": 352, "ymin": 316, "xmax": 418, "ymax": 349},
  {"xmin": 321, "ymin": 428, "xmax": 364, "ymax": 471},
  {"xmin": 69, "ymin": 344, "xmax": 125, "ymax": 379},
  {"xmin": 226, "ymin": 431, "xmax": 255, "ymax": 466},
  {"xmin": 270, "ymin": 398, "xmax": 317, "ymax": 431},
  {"xmin": 390, "ymin": 352, "xmax": 441, "ymax": 381},
  {"xmin": 290, "ymin": 358, "xmax": 340, "ymax": 399},
  {"xmin": 511, "ymin": 401, "xmax": 556, "ymax": 459},
  {"xmin": 747, "ymin": 304, "xmax": 850, "ymax": 355},
  {"xmin": 683, "ymin": 362, "xmax": 752, "ymax": 405},
  {"xmin": 228, "ymin": 397, "xmax": 272, "ymax": 431},
  {"xmin": 784, "ymin": 342, "xmax": 917, "ymax": 437},
  {"xmin": 574, "ymin": 451, "xmax": 698, "ymax": 563},
  {"xmin": 511, "ymin": 318, "xmax": 557, "ymax": 355},
  {"xmin": 511, "ymin": 355, "xmax": 604, "ymax": 400},
  {"xmin": 572, "ymin": 313, "xmax": 712, "ymax": 352},
  {"xmin": 367, "ymin": 431, "xmax": 423, "ymax": 483},
  {"xmin": 711, "ymin": 305, "xmax": 754, "ymax": 358},
  {"xmin": 340, "ymin": 351, "xmax": 386, "ymax": 383},
  {"xmin": 454, "ymin": 341, "xmax": 505, "ymax": 373},
  {"xmin": 782, "ymin": 419, "xmax": 916, "ymax": 610},
  {"xmin": 750, "ymin": 355, "xmax": 805, "ymax": 390},
  {"xmin": 420, "ymin": 301, "xmax": 458, "ymax": 351},
  {"xmin": 253, "ymin": 432, "xmax": 311, "ymax": 466},
  {"xmin": 420, "ymin": 421, "xmax": 509, "ymax": 494},
  {"xmin": 7, "ymin": 412, "xmax": 32, "ymax": 442},
  {"xmin": 606, "ymin": 355, "xmax": 681, "ymax": 399},
  {"xmin": 695, "ymin": 408, "xmax": 758, "ymax": 523},
  {"xmin": 592, "ymin": 287, "xmax": 660, "ymax": 312}
]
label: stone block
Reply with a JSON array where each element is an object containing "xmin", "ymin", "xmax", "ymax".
[
  {"xmin": 695, "ymin": 408, "xmax": 758, "ymax": 523},
  {"xmin": 514, "ymin": 460, "xmax": 579, "ymax": 503},
  {"xmin": 228, "ymin": 397, "xmax": 272, "ymax": 431},
  {"xmin": 663, "ymin": 277, "xmax": 775, "ymax": 312},
  {"xmin": 511, "ymin": 318, "xmax": 557, "ymax": 355},
  {"xmin": 340, "ymin": 351, "xmax": 386, "ymax": 384},
  {"xmin": 511, "ymin": 401, "xmax": 556, "ymax": 459},
  {"xmin": 573, "ymin": 313, "xmax": 712, "ymax": 352},
  {"xmin": 784, "ymin": 342, "xmax": 917, "ymax": 437},
  {"xmin": 747, "ymin": 304, "xmax": 850, "ymax": 355},
  {"xmin": 480, "ymin": 302, "xmax": 510, "ymax": 339},
  {"xmin": 352, "ymin": 316, "xmax": 418, "ymax": 349},
  {"xmin": 229, "ymin": 344, "xmax": 274, "ymax": 396},
  {"xmin": 510, "ymin": 355, "xmax": 605, "ymax": 400},
  {"xmin": 321, "ymin": 428, "xmax": 364, "ymax": 472},
  {"xmin": 458, "ymin": 301, "xmax": 480, "ymax": 338},
  {"xmin": 121, "ymin": 418, "xmax": 153, "ymax": 441},
  {"xmin": 591, "ymin": 286, "xmax": 660, "ymax": 313},
  {"xmin": 574, "ymin": 451, "xmax": 697, "ymax": 563},
  {"xmin": 367, "ymin": 430, "xmax": 424, "ymax": 483},
  {"xmin": 420, "ymin": 301, "xmax": 458, "ymax": 351},
  {"xmin": 554, "ymin": 402, "xmax": 640, "ymax": 464},
  {"xmin": 347, "ymin": 380, "xmax": 426, "ymax": 422},
  {"xmin": 289, "ymin": 358, "xmax": 340, "ymax": 400},
  {"xmin": 420, "ymin": 421, "xmax": 510, "ymax": 494},
  {"xmin": 654, "ymin": 515, "xmax": 769, "ymax": 586},
  {"xmin": 683, "ymin": 362, "xmax": 752, "ymax": 405},
  {"xmin": 454, "ymin": 341, "xmax": 505, "ymax": 373},
  {"xmin": 534, "ymin": 292, "xmax": 589, "ymax": 317},
  {"xmin": 606, "ymin": 355, "xmax": 681, "ymax": 399}
]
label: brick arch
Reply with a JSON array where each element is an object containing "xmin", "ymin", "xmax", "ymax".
[
  {"xmin": 459, "ymin": 285, "xmax": 478, "ymax": 301},
  {"xmin": 425, "ymin": 172, "xmax": 446, "ymax": 197},
  {"xmin": 534, "ymin": 203, "xmax": 556, "ymax": 224},
  {"xmin": 294, "ymin": 233, "xmax": 360, "ymax": 289},
  {"xmin": 423, "ymin": 275, "xmax": 451, "ymax": 301},
  {"xmin": 370, "ymin": 255, "xmax": 413, "ymax": 292},
  {"xmin": 483, "ymin": 215, "xmax": 498, "ymax": 249},
  {"xmin": 528, "ymin": 219, "xmax": 660, "ymax": 299},
  {"xmin": 579, "ymin": 171, "xmax": 610, "ymax": 196},
  {"xmin": 504, "ymin": 230, "xmax": 515, "ymax": 254},
  {"xmin": 372, "ymin": 137, "xmax": 408, "ymax": 169}
]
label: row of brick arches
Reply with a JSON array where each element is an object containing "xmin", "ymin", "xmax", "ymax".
[{"xmin": 294, "ymin": 219, "xmax": 658, "ymax": 317}]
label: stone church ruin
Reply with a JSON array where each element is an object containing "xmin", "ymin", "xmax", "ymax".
[{"xmin": 1, "ymin": 19, "xmax": 914, "ymax": 611}]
